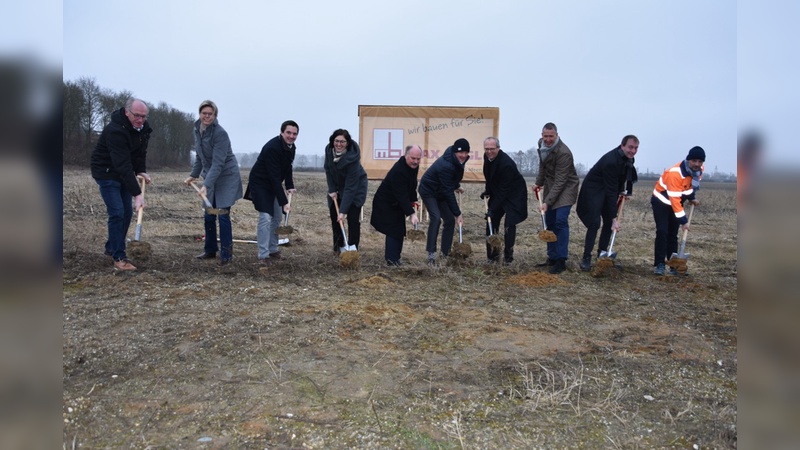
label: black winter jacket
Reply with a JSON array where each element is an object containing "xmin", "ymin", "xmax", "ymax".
[
  {"xmin": 245, "ymin": 135, "xmax": 296, "ymax": 213},
  {"xmin": 370, "ymin": 156, "xmax": 419, "ymax": 239},
  {"xmin": 576, "ymin": 146, "xmax": 637, "ymax": 226},
  {"xmin": 418, "ymin": 146, "xmax": 467, "ymax": 217},
  {"xmin": 483, "ymin": 150, "xmax": 528, "ymax": 226},
  {"xmin": 324, "ymin": 141, "xmax": 368, "ymax": 213},
  {"xmin": 90, "ymin": 108, "xmax": 151, "ymax": 196}
]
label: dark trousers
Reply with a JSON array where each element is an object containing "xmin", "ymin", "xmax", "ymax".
[
  {"xmin": 203, "ymin": 199, "xmax": 233, "ymax": 260},
  {"xmin": 582, "ymin": 204, "xmax": 615, "ymax": 259},
  {"xmin": 96, "ymin": 178, "xmax": 133, "ymax": 261},
  {"xmin": 486, "ymin": 211, "xmax": 516, "ymax": 262},
  {"xmin": 545, "ymin": 205, "xmax": 572, "ymax": 260},
  {"xmin": 385, "ymin": 234, "xmax": 404, "ymax": 264},
  {"xmin": 422, "ymin": 195, "xmax": 456, "ymax": 256},
  {"xmin": 651, "ymin": 196, "xmax": 680, "ymax": 266},
  {"xmin": 329, "ymin": 202, "xmax": 361, "ymax": 251}
]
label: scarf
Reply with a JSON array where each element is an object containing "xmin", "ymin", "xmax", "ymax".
[
  {"xmin": 539, "ymin": 137, "xmax": 560, "ymax": 161},
  {"xmin": 686, "ymin": 160, "xmax": 702, "ymax": 191},
  {"xmin": 198, "ymin": 123, "xmax": 208, "ymax": 136},
  {"xmin": 333, "ymin": 148, "xmax": 346, "ymax": 163}
]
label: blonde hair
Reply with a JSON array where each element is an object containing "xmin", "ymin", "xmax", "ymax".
[{"xmin": 198, "ymin": 99, "xmax": 218, "ymax": 116}]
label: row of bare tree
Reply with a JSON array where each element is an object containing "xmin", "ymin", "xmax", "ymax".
[{"xmin": 63, "ymin": 77, "xmax": 194, "ymax": 168}]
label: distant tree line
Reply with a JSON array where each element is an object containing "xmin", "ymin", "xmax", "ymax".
[{"xmin": 63, "ymin": 77, "xmax": 195, "ymax": 168}]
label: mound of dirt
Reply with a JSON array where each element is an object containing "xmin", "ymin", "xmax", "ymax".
[
  {"xmin": 276, "ymin": 225, "xmax": 294, "ymax": 235},
  {"xmin": 352, "ymin": 274, "xmax": 395, "ymax": 288},
  {"xmin": 507, "ymin": 271, "xmax": 566, "ymax": 287},
  {"xmin": 487, "ymin": 234, "xmax": 503, "ymax": 251},
  {"xmin": 339, "ymin": 250, "xmax": 360, "ymax": 269},
  {"xmin": 591, "ymin": 257, "xmax": 615, "ymax": 277},
  {"xmin": 127, "ymin": 241, "xmax": 152, "ymax": 261},
  {"xmin": 451, "ymin": 242, "xmax": 472, "ymax": 259},
  {"xmin": 407, "ymin": 229, "xmax": 425, "ymax": 241}
]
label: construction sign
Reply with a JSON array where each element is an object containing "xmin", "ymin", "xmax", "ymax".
[{"xmin": 358, "ymin": 105, "xmax": 500, "ymax": 181}]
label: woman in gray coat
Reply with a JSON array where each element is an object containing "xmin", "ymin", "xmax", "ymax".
[{"xmin": 184, "ymin": 100, "xmax": 243, "ymax": 265}]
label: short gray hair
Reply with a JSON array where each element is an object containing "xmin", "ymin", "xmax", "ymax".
[{"xmin": 125, "ymin": 97, "xmax": 148, "ymax": 112}]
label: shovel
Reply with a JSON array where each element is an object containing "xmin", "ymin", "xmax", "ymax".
[
  {"xmin": 484, "ymin": 196, "xmax": 502, "ymax": 251},
  {"xmin": 189, "ymin": 181, "xmax": 226, "ymax": 215},
  {"xmin": 599, "ymin": 195, "xmax": 626, "ymax": 259},
  {"xmin": 134, "ymin": 175, "xmax": 145, "ymax": 241},
  {"xmin": 277, "ymin": 192, "xmax": 294, "ymax": 234},
  {"xmin": 333, "ymin": 197, "xmax": 357, "ymax": 253},
  {"xmin": 533, "ymin": 186, "xmax": 557, "ymax": 242},
  {"xmin": 667, "ymin": 204, "xmax": 695, "ymax": 273}
]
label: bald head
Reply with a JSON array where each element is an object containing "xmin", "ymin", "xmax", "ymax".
[{"xmin": 404, "ymin": 145, "xmax": 422, "ymax": 169}]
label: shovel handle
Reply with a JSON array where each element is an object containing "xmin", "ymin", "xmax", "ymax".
[
  {"xmin": 284, "ymin": 191, "xmax": 292, "ymax": 225},
  {"xmin": 680, "ymin": 204, "xmax": 695, "ymax": 243},
  {"xmin": 189, "ymin": 181, "xmax": 214, "ymax": 209},
  {"xmin": 333, "ymin": 196, "xmax": 350, "ymax": 247}
]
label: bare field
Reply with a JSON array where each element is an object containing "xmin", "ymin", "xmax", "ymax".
[{"xmin": 63, "ymin": 170, "xmax": 737, "ymax": 448}]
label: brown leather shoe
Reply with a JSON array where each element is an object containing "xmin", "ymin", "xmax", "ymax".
[
  {"xmin": 258, "ymin": 258, "xmax": 273, "ymax": 266},
  {"xmin": 268, "ymin": 252, "xmax": 281, "ymax": 259},
  {"xmin": 113, "ymin": 259, "xmax": 137, "ymax": 271},
  {"xmin": 196, "ymin": 252, "xmax": 217, "ymax": 259}
]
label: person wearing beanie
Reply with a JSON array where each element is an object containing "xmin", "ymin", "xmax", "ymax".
[
  {"xmin": 576, "ymin": 135, "xmax": 639, "ymax": 272},
  {"xmin": 650, "ymin": 146, "xmax": 705, "ymax": 275},
  {"xmin": 532, "ymin": 123, "xmax": 580, "ymax": 273},
  {"xmin": 418, "ymin": 138, "xmax": 470, "ymax": 264}
]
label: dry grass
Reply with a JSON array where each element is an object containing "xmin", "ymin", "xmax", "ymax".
[{"xmin": 63, "ymin": 170, "xmax": 737, "ymax": 448}]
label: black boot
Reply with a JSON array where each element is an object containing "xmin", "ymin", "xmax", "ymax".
[
  {"xmin": 549, "ymin": 258, "xmax": 567, "ymax": 274},
  {"xmin": 579, "ymin": 255, "xmax": 592, "ymax": 272},
  {"xmin": 536, "ymin": 258, "xmax": 555, "ymax": 267}
]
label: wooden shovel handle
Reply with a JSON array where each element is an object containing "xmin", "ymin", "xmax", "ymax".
[
  {"xmin": 680, "ymin": 204, "xmax": 695, "ymax": 241},
  {"xmin": 189, "ymin": 181, "xmax": 214, "ymax": 208}
]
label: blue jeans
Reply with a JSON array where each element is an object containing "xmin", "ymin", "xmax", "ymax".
[
  {"xmin": 257, "ymin": 199, "xmax": 282, "ymax": 259},
  {"xmin": 422, "ymin": 195, "xmax": 456, "ymax": 256},
  {"xmin": 96, "ymin": 178, "xmax": 133, "ymax": 261},
  {"xmin": 545, "ymin": 205, "xmax": 572, "ymax": 260},
  {"xmin": 204, "ymin": 200, "xmax": 233, "ymax": 261}
]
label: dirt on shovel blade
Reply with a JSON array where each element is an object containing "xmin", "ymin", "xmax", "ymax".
[
  {"xmin": 276, "ymin": 225, "xmax": 294, "ymax": 234},
  {"xmin": 487, "ymin": 234, "xmax": 503, "ymax": 251},
  {"xmin": 407, "ymin": 229, "xmax": 425, "ymax": 241},
  {"xmin": 591, "ymin": 257, "xmax": 615, "ymax": 277},
  {"xmin": 667, "ymin": 257, "xmax": 688, "ymax": 274},
  {"xmin": 451, "ymin": 242, "xmax": 472, "ymax": 259},
  {"xmin": 127, "ymin": 241, "xmax": 152, "ymax": 261},
  {"xmin": 538, "ymin": 230, "xmax": 557, "ymax": 242},
  {"xmin": 339, "ymin": 250, "xmax": 360, "ymax": 269}
]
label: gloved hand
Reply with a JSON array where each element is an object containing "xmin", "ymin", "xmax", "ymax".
[
  {"xmin": 485, "ymin": 210, "xmax": 492, "ymax": 219},
  {"xmin": 480, "ymin": 191, "xmax": 488, "ymax": 199}
]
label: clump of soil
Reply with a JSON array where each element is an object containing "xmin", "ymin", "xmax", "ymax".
[
  {"xmin": 451, "ymin": 242, "xmax": 472, "ymax": 259},
  {"xmin": 127, "ymin": 241, "xmax": 152, "ymax": 261},
  {"xmin": 407, "ymin": 229, "xmax": 425, "ymax": 241},
  {"xmin": 339, "ymin": 250, "xmax": 360, "ymax": 269},
  {"xmin": 538, "ymin": 229, "xmax": 557, "ymax": 242},
  {"xmin": 276, "ymin": 225, "xmax": 294, "ymax": 234},
  {"xmin": 507, "ymin": 271, "xmax": 566, "ymax": 287},
  {"xmin": 353, "ymin": 274, "xmax": 394, "ymax": 288},
  {"xmin": 487, "ymin": 234, "xmax": 503, "ymax": 251},
  {"xmin": 667, "ymin": 257, "xmax": 688, "ymax": 274},
  {"xmin": 591, "ymin": 257, "xmax": 615, "ymax": 277}
]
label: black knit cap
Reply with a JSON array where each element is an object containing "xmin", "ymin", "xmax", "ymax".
[
  {"xmin": 686, "ymin": 146, "xmax": 706, "ymax": 161},
  {"xmin": 453, "ymin": 138, "xmax": 470, "ymax": 152}
]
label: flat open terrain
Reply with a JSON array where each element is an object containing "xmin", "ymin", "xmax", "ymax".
[{"xmin": 63, "ymin": 170, "xmax": 737, "ymax": 448}]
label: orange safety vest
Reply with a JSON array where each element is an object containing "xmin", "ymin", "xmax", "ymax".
[{"xmin": 652, "ymin": 162, "xmax": 703, "ymax": 220}]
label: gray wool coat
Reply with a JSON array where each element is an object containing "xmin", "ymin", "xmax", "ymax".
[{"xmin": 190, "ymin": 118, "xmax": 243, "ymax": 209}]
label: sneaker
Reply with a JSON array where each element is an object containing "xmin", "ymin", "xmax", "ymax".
[
  {"xmin": 196, "ymin": 252, "xmax": 217, "ymax": 259},
  {"xmin": 536, "ymin": 258, "xmax": 555, "ymax": 267},
  {"xmin": 269, "ymin": 252, "xmax": 282, "ymax": 259},
  {"xmin": 654, "ymin": 263, "xmax": 666, "ymax": 276},
  {"xmin": 579, "ymin": 256, "xmax": 592, "ymax": 272},
  {"xmin": 113, "ymin": 259, "xmax": 137, "ymax": 271},
  {"xmin": 549, "ymin": 259, "xmax": 566, "ymax": 274}
]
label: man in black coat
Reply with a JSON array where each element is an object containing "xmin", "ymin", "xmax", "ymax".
[
  {"xmin": 576, "ymin": 135, "xmax": 639, "ymax": 271},
  {"xmin": 90, "ymin": 97, "xmax": 152, "ymax": 271},
  {"xmin": 244, "ymin": 120, "xmax": 298, "ymax": 265},
  {"xmin": 481, "ymin": 137, "xmax": 528, "ymax": 264},
  {"xmin": 370, "ymin": 145, "xmax": 422, "ymax": 266}
]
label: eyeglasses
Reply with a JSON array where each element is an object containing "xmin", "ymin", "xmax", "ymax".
[
  {"xmin": 130, "ymin": 112, "xmax": 148, "ymax": 120},
  {"xmin": 484, "ymin": 147, "xmax": 498, "ymax": 151},
  {"xmin": 200, "ymin": 112, "xmax": 215, "ymax": 117},
  {"xmin": 334, "ymin": 139, "xmax": 347, "ymax": 144}
]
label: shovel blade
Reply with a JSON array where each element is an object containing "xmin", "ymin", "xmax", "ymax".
[
  {"xmin": 599, "ymin": 250, "xmax": 617, "ymax": 259},
  {"xmin": 134, "ymin": 224, "xmax": 142, "ymax": 241},
  {"xmin": 669, "ymin": 251, "xmax": 690, "ymax": 261},
  {"xmin": 339, "ymin": 245, "xmax": 357, "ymax": 252}
]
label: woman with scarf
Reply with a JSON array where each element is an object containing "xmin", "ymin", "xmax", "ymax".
[{"xmin": 324, "ymin": 129, "xmax": 368, "ymax": 253}]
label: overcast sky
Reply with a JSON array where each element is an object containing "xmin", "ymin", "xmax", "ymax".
[{"xmin": 61, "ymin": 0, "xmax": 743, "ymax": 174}]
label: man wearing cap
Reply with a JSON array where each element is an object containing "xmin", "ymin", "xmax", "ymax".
[
  {"xmin": 650, "ymin": 146, "xmax": 705, "ymax": 276},
  {"xmin": 418, "ymin": 138, "xmax": 470, "ymax": 264}
]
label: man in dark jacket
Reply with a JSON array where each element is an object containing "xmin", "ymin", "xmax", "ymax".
[
  {"xmin": 90, "ymin": 98, "xmax": 152, "ymax": 271},
  {"xmin": 576, "ymin": 135, "xmax": 639, "ymax": 271},
  {"xmin": 244, "ymin": 120, "xmax": 298, "ymax": 265},
  {"xmin": 370, "ymin": 145, "xmax": 421, "ymax": 266},
  {"xmin": 533, "ymin": 123, "xmax": 580, "ymax": 273},
  {"xmin": 418, "ymin": 138, "xmax": 470, "ymax": 264},
  {"xmin": 481, "ymin": 136, "xmax": 528, "ymax": 264},
  {"xmin": 324, "ymin": 129, "xmax": 368, "ymax": 253}
]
